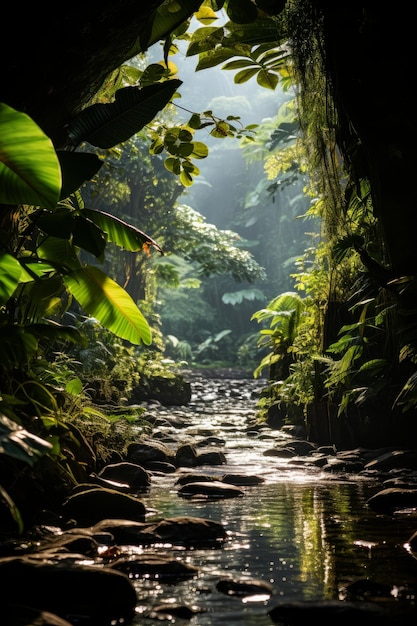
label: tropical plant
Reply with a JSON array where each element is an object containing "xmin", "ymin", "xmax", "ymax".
[
  {"xmin": 0, "ymin": 75, "xmax": 191, "ymax": 529},
  {"xmin": 251, "ymin": 290, "xmax": 306, "ymax": 379}
]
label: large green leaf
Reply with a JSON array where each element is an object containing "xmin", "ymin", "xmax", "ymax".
[
  {"xmin": 57, "ymin": 151, "xmax": 103, "ymax": 200},
  {"xmin": 37, "ymin": 235, "xmax": 82, "ymax": 270},
  {"xmin": 138, "ymin": 0, "xmax": 203, "ymax": 51},
  {"xmin": 0, "ymin": 413, "xmax": 52, "ymax": 465},
  {"xmin": 225, "ymin": 0, "xmax": 258, "ymax": 23},
  {"xmin": 34, "ymin": 209, "xmax": 107, "ymax": 261},
  {"xmin": 82, "ymin": 208, "xmax": 163, "ymax": 254},
  {"xmin": 66, "ymin": 81, "xmax": 182, "ymax": 149},
  {"xmin": 63, "ymin": 265, "xmax": 152, "ymax": 345},
  {"xmin": 0, "ymin": 252, "xmax": 23, "ymax": 304},
  {"xmin": 0, "ymin": 103, "xmax": 61, "ymax": 209}
]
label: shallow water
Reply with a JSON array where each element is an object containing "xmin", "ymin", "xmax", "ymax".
[{"xmin": 131, "ymin": 376, "xmax": 417, "ymax": 625}]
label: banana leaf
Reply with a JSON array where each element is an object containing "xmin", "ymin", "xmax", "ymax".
[
  {"xmin": 66, "ymin": 81, "xmax": 182, "ymax": 149},
  {"xmin": 0, "ymin": 103, "xmax": 61, "ymax": 208},
  {"xmin": 63, "ymin": 266, "xmax": 151, "ymax": 345},
  {"xmin": 82, "ymin": 208, "xmax": 163, "ymax": 254}
]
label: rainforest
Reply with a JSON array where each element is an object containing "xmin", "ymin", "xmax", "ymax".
[{"xmin": 1, "ymin": 0, "xmax": 416, "ymax": 543}]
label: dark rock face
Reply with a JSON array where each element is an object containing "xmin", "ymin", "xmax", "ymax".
[
  {"xmin": 0, "ymin": 556, "xmax": 137, "ymax": 626},
  {"xmin": 177, "ymin": 480, "xmax": 244, "ymax": 499},
  {"xmin": 268, "ymin": 599, "xmax": 390, "ymax": 625},
  {"xmin": 216, "ymin": 577, "xmax": 273, "ymax": 597},
  {"xmin": 3, "ymin": 605, "xmax": 74, "ymax": 625},
  {"xmin": 97, "ymin": 461, "xmax": 151, "ymax": 490},
  {"xmin": 61, "ymin": 487, "xmax": 147, "ymax": 525},
  {"xmin": 127, "ymin": 440, "xmax": 176, "ymax": 467},
  {"xmin": 110, "ymin": 554, "xmax": 198, "ymax": 582},
  {"xmin": 366, "ymin": 487, "xmax": 417, "ymax": 514}
]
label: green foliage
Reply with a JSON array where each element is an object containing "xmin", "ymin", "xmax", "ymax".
[
  {"xmin": 186, "ymin": 15, "xmax": 291, "ymax": 90},
  {"xmin": 0, "ymin": 75, "xmax": 186, "ymax": 528},
  {"xmin": 172, "ymin": 204, "xmax": 267, "ymax": 281},
  {"xmin": 251, "ymin": 291, "xmax": 306, "ymax": 379},
  {"xmin": 0, "ymin": 77, "xmax": 183, "ymax": 349},
  {"xmin": 66, "ymin": 81, "xmax": 183, "ymax": 149},
  {"xmin": 148, "ymin": 107, "xmax": 257, "ymax": 186},
  {"xmin": 0, "ymin": 413, "xmax": 52, "ymax": 466},
  {"xmin": 0, "ymin": 103, "xmax": 61, "ymax": 208}
]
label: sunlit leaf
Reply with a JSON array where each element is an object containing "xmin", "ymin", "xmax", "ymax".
[
  {"xmin": 187, "ymin": 113, "xmax": 202, "ymax": 129},
  {"xmin": 63, "ymin": 265, "xmax": 151, "ymax": 345},
  {"xmin": 19, "ymin": 277, "xmax": 63, "ymax": 322},
  {"xmin": 256, "ymin": 69, "xmax": 279, "ymax": 89},
  {"xmin": 0, "ymin": 103, "xmax": 61, "ymax": 208},
  {"xmin": 164, "ymin": 157, "xmax": 182, "ymax": 175},
  {"xmin": 180, "ymin": 170, "xmax": 194, "ymax": 186},
  {"xmin": 0, "ymin": 413, "xmax": 52, "ymax": 466},
  {"xmin": 186, "ymin": 27, "xmax": 225, "ymax": 56},
  {"xmin": 190, "ymin": 142, "xmax": 209, "ymax": 159},
  {"xmin": 222, "ymin": 59, "xmax": 256, "ymax": 70},
  {"xmin": 82, "ymin": 208, "xmax": 163, "ymax": 254},
  {"xmin": 65, "ymin": 378, "xmax": 83, "ymax": 395},
  {"xmin": 234, "ymin": 67, "xmax": 260, "ymax": 84},
  {"xmin": 159, "ymin": 60, "xmax": 179, "ymax": 77},
  {"xmin": 195, "ymin": 6, "xmax": 218, "ymax": 24},
  {"xmin": 168, "ymin": 142, "xmax": 194, "ymax": 157},
  {"xmin": 179, "ymin": 128, "xmax": 193, "ymax": 141},
  {"xmin": 37, "ymin": 236, "xmax": 81, "ymax": 270},
  {"xmin": 195, "ymin": 48, "xmax": 242, "ymax": 70},
  {"xmin": 0, "ymin": 253, "xmax": 22, "ymax": 304},
  {"xmin": 140, "ymin": 63, "xmax": 168, "ymax": 85},
  {"xmin": 210, "ymin": 121, "xmax": 230, "ymax": 138},
  {"xmin": 139, "ymin": 0, "xmax": 202, "ymax": 50}
]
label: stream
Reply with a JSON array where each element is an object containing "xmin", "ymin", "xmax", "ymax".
[{"xmin": 130, "ymin": 373, "xmax": 417, "ymax": 625}]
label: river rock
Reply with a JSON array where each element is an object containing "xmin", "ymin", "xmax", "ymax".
[
  {"xmin": 126, "ymin": 440, "xmax": 176, "ymax": 466},
  {"xmin": 195, "ymin": 450, "xmax": 227, "ymax": 465},
  {"xmin": 96, "ymin": 461, "xmax": 151, "ymax": 490},
  {"xmin": 364, "ymin": 449, "xmax": 417, "ymax": 472},
  {"xmin": 216, "ymin": 577, "xmax": 273, "ymax": 597},
  {"xmin": 263, "ymin": 447, "xmax": 297, "ymax": 458},
  {"xmin": 0, "ymin": 555, "xmax": 137, "ymax": 625},
  {"xmin": 3, "ymin": 605, "xmax": 73, "ymax": 625},
  {"xmin": 110, "ymin": 553, "xmax": 198, "ymax": 581},
  {"xmin": 61, "ymin": 486, "xmax": 147, "ymax": 525},
  {"xmin": 268, "ymin": 599, "xmax": 389, "ymax": 625},
  {"xmin": 175, "ymin": 473, "xmax": 221, "ymax": 485},
  {"xmin": 366, "ymin": 487, "xmax": 417, "ymax": 514},
  {"xmin": 175, "ymin": 443, "xmax": 198, "ymax": 467},
  {"xmin": 221, "ymin": 473, "xmax": 265, "ymax": 486},
  {"xmin": 142, "ymin": 516, "xmax": 228, "ymax": 547},
  {"xmin": 177, "ymin": 480, "xmax": 244, "ymax": 498},
  {"xmin": 147, "ymin": 603, "xmax": 205, "ymax": 619},
  {"xmin": 90, "ymin": 516, "xmax": 228, "ymax": 548},
  {"xmin": 86, "ymin": 473, "xmax": 133, "ymax": 493}
]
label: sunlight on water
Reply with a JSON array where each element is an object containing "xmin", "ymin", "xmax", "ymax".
[{"xmin": 131, "ymin": 377, "xmax": 417, "ymax": 625}]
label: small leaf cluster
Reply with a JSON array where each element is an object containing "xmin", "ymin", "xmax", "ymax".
[{"xmin": 149, "ymin": 110, "xmax": 257, "ymax": 186}]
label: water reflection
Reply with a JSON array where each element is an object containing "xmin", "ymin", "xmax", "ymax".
[{"xmin": 132, "ymin": 378, "xmax": 417, "ymax": 625}]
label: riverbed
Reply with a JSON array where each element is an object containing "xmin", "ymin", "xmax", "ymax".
[{"xmin": 130, "ymin": 374, "xmax": 417, "ymax": 625}]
